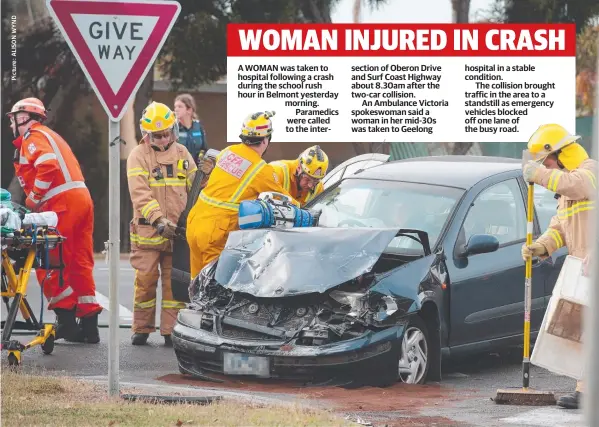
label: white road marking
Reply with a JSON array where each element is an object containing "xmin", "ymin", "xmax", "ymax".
[
  {"xmin": 95, "ymin": 291, "xmax": 134, "ymax": 319},
  {"xmin": 501, "ymin": 407, "xmax": 585, "ymax": 426}
]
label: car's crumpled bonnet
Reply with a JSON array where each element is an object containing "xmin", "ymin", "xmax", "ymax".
[{"xmin": 214, "ymin": 227, "xmax": 401, "ymax": 298}]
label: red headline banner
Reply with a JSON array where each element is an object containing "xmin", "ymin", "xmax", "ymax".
[{"xmin": 227, "ymin": 24, "xmax": 576, "ymax": 57}]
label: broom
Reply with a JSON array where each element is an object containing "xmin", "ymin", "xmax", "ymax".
[{"xmin": 493, "ymin": 181, "xmax": 556, "ymax": 405}]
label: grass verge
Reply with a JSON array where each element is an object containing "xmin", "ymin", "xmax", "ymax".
[{"xmin": 1, "ymin": 370, "xmax": 352, "ymax": 426}]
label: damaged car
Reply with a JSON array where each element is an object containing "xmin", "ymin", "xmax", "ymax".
[{"xmin": 172, "ymin": 155, "xmax": 566, "ymax": 386}]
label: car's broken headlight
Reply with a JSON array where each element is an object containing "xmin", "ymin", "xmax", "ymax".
[
  {"xmin": 329, "ymin": 290, "xmax": 366, "ymax": 315},
  {"xmin": 373, "ymin": 296, "xmax": 399, "ymax": 322},
  {"xmin": 330, "ymin": 290, "xmax": 400, "ymax": 323}
]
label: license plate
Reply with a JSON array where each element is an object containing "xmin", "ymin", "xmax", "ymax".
[{"xmin": 223, "ymin": 352, "xmax": 270, "ymax": 377}]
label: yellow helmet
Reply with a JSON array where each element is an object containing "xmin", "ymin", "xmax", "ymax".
[
  {"xmin": 299, "ymin": 145, "xmax": 329, "ymax": 179},
  {"xmin": 239, "ymin": 111, "xmax": 275, "ymax": 144},
  {"xmin": 139, "ymin": 101, "xmax": 179, "ymax": 142},
  {"xmin": 527, "ymin": 124, "xmax": 580, "ymax": 162}
]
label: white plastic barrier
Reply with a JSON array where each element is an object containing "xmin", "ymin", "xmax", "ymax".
[{"xmin": 531, "ymin": 255, "xmax": 590, "ymax": 380}]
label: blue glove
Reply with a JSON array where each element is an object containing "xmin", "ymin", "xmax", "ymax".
[{"xmin": 523, "ymin": 160, "xmax": 543, "ymax": 183}]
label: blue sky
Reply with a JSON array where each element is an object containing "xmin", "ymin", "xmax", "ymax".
[{"xmin": 331, "ymin": 0, "xmax": 496, "ymax": 23}]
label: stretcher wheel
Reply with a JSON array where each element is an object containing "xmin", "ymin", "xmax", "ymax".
[
  {"xmin": 41, "ymin": 334, "xmax": 55, "ymax": 355},
  {"xmin": 7, "ymin": 352, "xmax": 20, "ymax": 367}
]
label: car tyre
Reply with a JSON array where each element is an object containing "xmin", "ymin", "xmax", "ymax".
[
  {"xmin": 368, "ymin": 315, "xmax": 431, "ymax": 387},
  {"xmin": 397, "ymin": 316, "xmax": 431, "ymax": 385}
]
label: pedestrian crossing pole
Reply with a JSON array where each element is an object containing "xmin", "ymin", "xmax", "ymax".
[{"xmin": 584, "ymin": 34, "xmax": 599, "ymax": 426}]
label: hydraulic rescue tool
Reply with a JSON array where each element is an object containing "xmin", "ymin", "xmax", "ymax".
[
  {"xmin": 238, "ymin": 192, "xmax": 321, "ymax": 229},
  {"xmin": 1, "ymin": 196, "xmax": 65, "ymax": 367},
  {"xmin": 171, "ymin": 149, "xmax": 220, "ymax": 302},
  {"xmin": 158, "ymin": 148, "xmax": 222, "ymax": 241}
]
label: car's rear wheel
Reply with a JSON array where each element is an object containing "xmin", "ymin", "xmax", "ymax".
[{"xmin": 397, "ymin": 316, "xmax": 430, "ymax": 385}]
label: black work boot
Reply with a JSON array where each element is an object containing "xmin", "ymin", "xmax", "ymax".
[
  {"xmin": 79, "ymin": 313, "xmax": 100, "ymax": 344},
  {"xmin": 163, "ymin": 335, "xmax": 172, "ymax": 347},
  {"xmin": 131, "ymin": 333, "xmax": 149, "ymax": 345},
  {"xmin": 557, "ymin": 391, "xmax": 580, "ymax": 409},
  {"xmin": 54, "ymin": 308, "xmax": 80, "ymax": 341}
]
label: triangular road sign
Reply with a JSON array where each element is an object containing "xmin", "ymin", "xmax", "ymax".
[{"xmin": 46, "ymin": 0, "xmax": 181, "ymax": 121}]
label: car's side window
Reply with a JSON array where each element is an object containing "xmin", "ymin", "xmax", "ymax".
[
  {"xmin": 462, "ymin": 179, "xmax": 527, "ymax": 246},
  {"xmin": 533, "ymin": 184, "xmax": 558, "ymax": 231}
]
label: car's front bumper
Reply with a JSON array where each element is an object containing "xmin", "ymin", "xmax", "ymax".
[{"xmin": 172, "ymin": 309, "xmax": 406, "ymax": 382}]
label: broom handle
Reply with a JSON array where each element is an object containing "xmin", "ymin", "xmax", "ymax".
[{"xmin": 523, "ymin": 182, "xmax": 534, "ymax": 389}]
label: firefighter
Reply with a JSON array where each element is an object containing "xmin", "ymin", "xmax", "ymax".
[
  {"xmin": 6, "ymin": 97, "xmax": 102, "ymax": 343},
  {"xmin": 127, "ymin": 101, "xmax": 197, "ymax": 346},
  {"xmin": 270, "ymin": 145, "xmax": 329, "ymax": 207},
  {"xmin": 186, "ymin": 111, "xmax": 300, "ymax": 278},
  {"xmin": 521, "ymin": 123, "xmax": 598, "ymax": 410}
]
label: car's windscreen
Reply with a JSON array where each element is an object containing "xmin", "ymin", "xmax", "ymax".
[{"xmin": 310, "ymin": 178, "xmax": 465, "ymax": 254}]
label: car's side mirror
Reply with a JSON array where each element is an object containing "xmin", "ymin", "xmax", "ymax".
[{"xmin": 458, "ymin": 234, "xmax": 499, "ymax": 258}]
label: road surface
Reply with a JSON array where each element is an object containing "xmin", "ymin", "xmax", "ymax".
[{"xmin": 1, "ymin": 260, "xmax": 587, "ymax": 426}]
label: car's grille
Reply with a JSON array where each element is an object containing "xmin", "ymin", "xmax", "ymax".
[{"xmin": 219, "ymin": 324, "xmax": 275, "ymax": 341}]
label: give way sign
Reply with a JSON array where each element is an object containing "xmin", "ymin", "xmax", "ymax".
[{"xmin": 46, "ymin": 0, "xmax": 181, "ymax": 122}]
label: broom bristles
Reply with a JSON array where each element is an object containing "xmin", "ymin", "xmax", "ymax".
[{"xmin": 493, "ymin": 388, "xmax": 556, "ymax": 406}]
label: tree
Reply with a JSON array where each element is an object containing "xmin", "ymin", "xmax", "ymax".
[
  {"xmin": 489, "ymin": 0, "xmax": 599, "ymax": 32},
  {"xmin": 575, "ymin": 25, "xmax": 598, "ymax": 115},
  {"xmin": 484, "ymin": 1, "xmax": 599, "ymax": 115}
]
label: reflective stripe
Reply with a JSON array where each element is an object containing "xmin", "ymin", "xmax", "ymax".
[
  {"xmin": 198, "ymin": 192, "xmax": 240, "ymax": 211},
  {"xmin": 148, "ymin": 178, "xmax": 186, "ymax": 187},
  {"xmin": 34, "ymin": 179, "xmax": 51, "ymax": 189},
  {"xmin": 162, "ymin": 300, "xmax": 186, "ymax": 309},
  {"xmin": 33, "ymin": 129, "xmax": 72, "ymax": 182},
  {"xmin": 282, "ymin": 164, "xmax": 290, "ymax": 191},
  {"xmin": 40, "ymin": 181, "xmax": 86, "ymax": 203},
  {"xmin": 557, "ymin": 201, "xmax": 595, "ymax": 220},
  {"xmin": 34, "ymin": 153, "xmax": 57, "ymax": 166},
  {"xmin": 78, "ymin": 295, "xmax": 97, "ymax": 304},
  {"xmin": 547, "ymin": 170, "xmax": 561, "ymax": 192},
  {"xmin": 199, "ymin": 159, "xmax": 267, "ymax": 210},
  {"xmin": 134, "ymin": 298, "xmax": 156, "ymax": 309},
  {"xmin": 238, "ymin": 213, "xmax": 263, "ymax": 226},
  {"xmin": 127, "ymin": 167, "xmax": 149, "ymax": 178},
  {"xmin": 271, "ymin": 161, "xmax": 290, "ymax": 191},
  {"xmin": 48, "ymin": 286, "xmax": 74, "ymax": 305},
  {"xmin": 140, "ymin": 200, "xmax": 160, "ymax": 218},
  {"xmin": 130, "ymin": 233, "xmax": 169, "ymax": 245},
  {"xmin": 546, "ymin": 228, "xmax": 564, "ymax": 248},
  {"xmin": 19, "ymin": 156, "xmax": 29, "ymax": 164},
  {"xmin": 581, "ymin": 169, "xmax": 597, "ymax": 189},
  {"xmin": 28, "ymin": 192, "xmax": 40, "ymax": 203},
  {"xmin": 230, "ymin": 161, "xmax": 266, "ymax": 202}
]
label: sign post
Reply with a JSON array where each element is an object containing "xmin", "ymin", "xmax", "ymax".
[{"xmin": 45, "ymin": 0, "xmax": 181, "ymax": 396}]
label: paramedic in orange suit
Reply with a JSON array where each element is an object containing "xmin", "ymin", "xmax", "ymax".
[
  {"xmin": 186, "ymin": 111, "xmax": 299, "ymax": 278},
  {"xmin": 7, "ymin": 97, "xmax": 102, "ymax": 344}
]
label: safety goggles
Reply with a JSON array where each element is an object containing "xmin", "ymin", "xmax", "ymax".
[
  {"xmin": 150, "ymin": 130, "xmax": 172, "ymax": 140},
  {"xmin": 300, "ymin": 173, "xmax": 321, "ymax": 187}
]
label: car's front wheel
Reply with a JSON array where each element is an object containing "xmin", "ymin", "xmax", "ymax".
[
  {"xmin": 397, "ymin": 316, "xmax": 430, "ymax": 385},
  {"xmin": 369, "ymin": 315, "xmax": 432, "ymax": 387}
]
